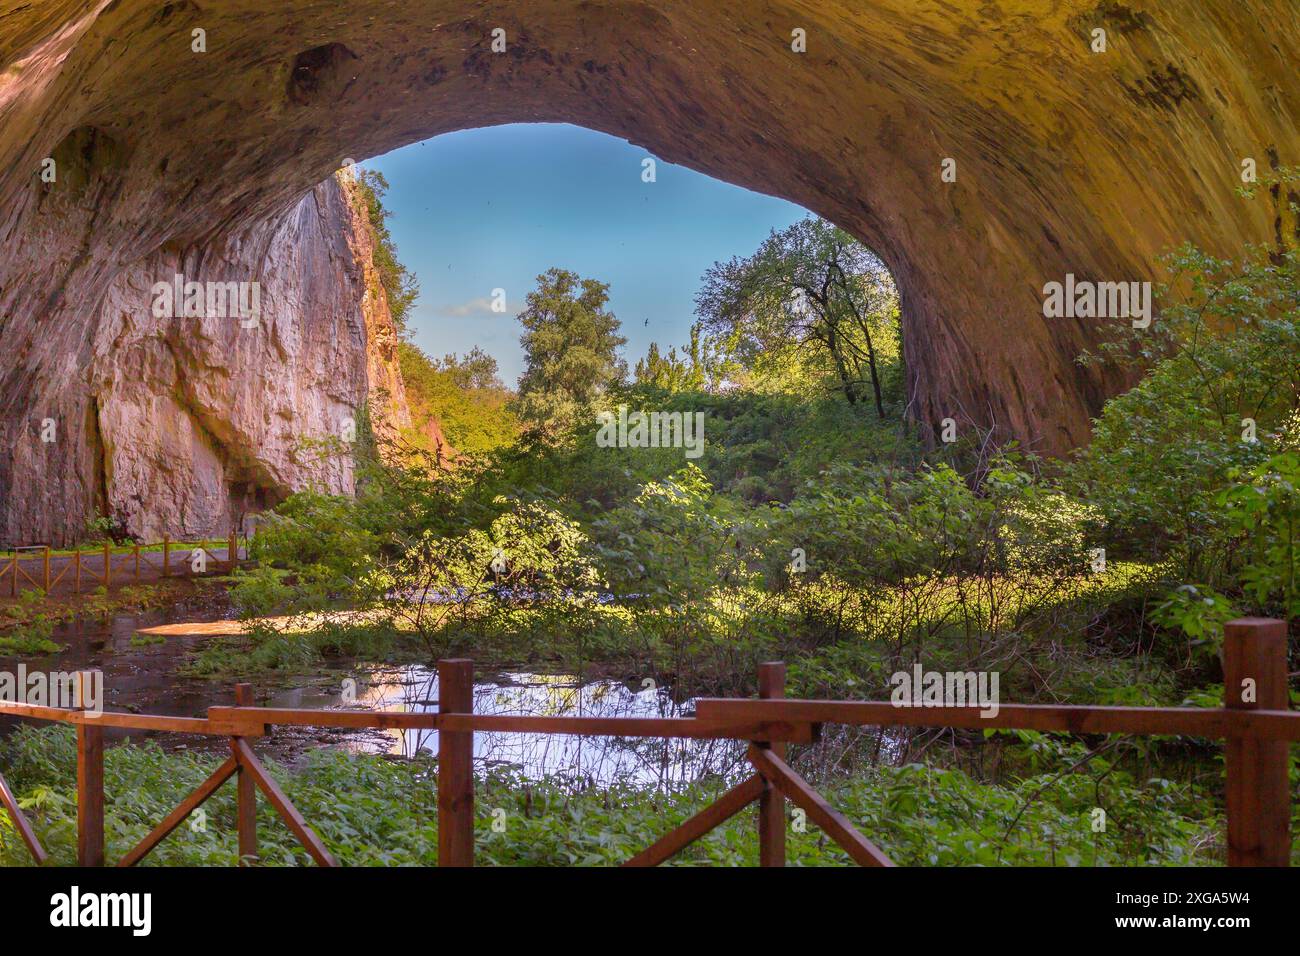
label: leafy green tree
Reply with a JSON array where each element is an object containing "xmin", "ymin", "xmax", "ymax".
[
  {"xmin": 634, "ymin": 327, "xmax": 706, "ymax": 392},
  {"xmin": 379, "ymin": 497, "xmax": 603, "ymax": 652},
  {"xmin": 1070, "ymin": 241, "xmax": 1299, "ymax": 577},
  {"xmin": 512, "ymin": 268, "xmax": 627, "ymax": 440},
  {"xmin": 436, "ymin": 346, "xmax": 506, "ymax": 391},
  {"xmin": 695, "ymin": 216, "xmax": 899, "ymax": 416},
  {"xmin": 590, "ymin": 464, "xmax": 757, "ymax": 606}
]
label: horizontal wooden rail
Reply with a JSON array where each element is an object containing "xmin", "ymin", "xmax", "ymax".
[
  {"xmin": 0, "ymin": 702, "xmax": 223, "ymax": 735},
  {"xmin": 8, "ymin": 702, "xmax": 812, "ymax": 743},
  {"xmin": 440, "ymin": 712, "xmax": 815, "ymax": 742},
  {"xmin": 205, "ymin": 707, "xmax": 815, "ymax": 742},
  {"xmin": 693, "ymin": 699, "xmax": 1300, "ymax": 740},
  {"xmin": 205, "ymin": 706, "xmax": 391, "ymax": 735}
]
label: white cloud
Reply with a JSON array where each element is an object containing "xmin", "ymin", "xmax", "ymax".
[{"xmin": 439, "ymin": 296, "xmax": 497, "ymax": 317}]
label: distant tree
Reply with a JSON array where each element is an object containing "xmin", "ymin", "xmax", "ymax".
[
  {"xmin": 398, "ymin": 343, "xmax": 519, "ymax": 455},
  {"xmin": 353, "ymin": 168, "xmax": 420, "ymax": 334},
  {"xmin": 435, "ymin": 346, "xmax": 504, "ymax": 392},
  {"xmin": 513, "ymin": 268, "xmax": 627, "ymax": 440},
  {"xmin": 634, "ymin": 327, "xmax": 706, "ymax": 392},
  {"xmin": 695, "ymin": 216, "xmax": 897, "ymax": 417}
]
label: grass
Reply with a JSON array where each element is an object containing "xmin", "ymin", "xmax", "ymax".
[
  {"xmin": 0, "ymin": 725, "xmax": 1228, "ymax": 867},
  {"xmin": 0, "ymin": 621, "xmax": 62, "ymax": 655}
]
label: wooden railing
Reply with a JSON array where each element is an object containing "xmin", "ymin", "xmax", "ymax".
[
  {"xmin": 0, "ymin": 618, "xmax": 1294, "ymax": 867},
  {"xmin": 1, "ymin": 533, "xmax": 244, "ymax": 596}
]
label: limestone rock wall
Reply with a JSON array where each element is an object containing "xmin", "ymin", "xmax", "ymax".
[{"xmin": 3, "ymin": 173, "xmax": 415, "ymax": 544}]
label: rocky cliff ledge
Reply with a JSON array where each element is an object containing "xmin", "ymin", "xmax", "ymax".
[{"xmin": 2, "ymin": 170, "xmax": 420, "ymax": 545}]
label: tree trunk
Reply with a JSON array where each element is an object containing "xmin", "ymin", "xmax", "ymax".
[
  {"xmin": 859, "ymin": 318, "xmax": 886, "ymax": 419},
  {"xmin": 823, "ymin": 323, "xmax": 858, "ymax": 405}
]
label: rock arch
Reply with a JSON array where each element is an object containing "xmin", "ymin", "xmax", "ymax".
[{"xmin": 0, "ymin": 0, "xmax": 1296, "ymax": 541}]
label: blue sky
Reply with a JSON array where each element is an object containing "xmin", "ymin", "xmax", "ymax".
[{"xmin": 362, "ymin": 123, "xmax": 807, "ymax": 387}]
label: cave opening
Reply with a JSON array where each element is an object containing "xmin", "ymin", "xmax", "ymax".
[{"xmin": 338, "ymin": 120, "xmax": 910, "ymax": 473}]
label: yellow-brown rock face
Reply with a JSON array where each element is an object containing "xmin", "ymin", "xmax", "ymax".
[
  {"xmin": 0, "ymin": 1, "xmax": 1296, "ymax": 542},
  {"xmin": 3, "ymin": 170, "xmax": 413, "ymax": 543}
]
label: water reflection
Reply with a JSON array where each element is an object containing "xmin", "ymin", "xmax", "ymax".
[
  {"xmin": 319, "ymin": 667, "xmax": 748, "ymax": 787},
  {"xmin": 2, "ymin": 609, "xmax": 747, "ymax": 787}
]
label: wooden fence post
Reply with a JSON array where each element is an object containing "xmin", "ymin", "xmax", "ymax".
[
  {"xmin": 43, "ymin": 546, "xmax": 50, "ymax": 592},
  {"xmin": 1223, "ymin": 618, "xmax": 1291, "ymax": 866},
  {"xmin": 234, "ymin": 683, "xmax": 258, "ymax": 864},
  {"xmin": 76, "ymin": 670, "xmax": 105, "ymax": 866},
  {"xmin": 102, "ymin": 541, "xmax": 111, "ymax": 588},
  {"xmin": 757, "ymin": 661, "xmax": 787, "ymax": 867},
  {"xmin": 228, "ymin": 530, "xmax": 237, "ymax": 570},
  {"xmin": 74, "ymin": 550, "xmax": 81, "ymax": 594},
  {"xmin": 162, "ymin": 536, "xmax": 170, "ymax": 575},
  {"xmin": 438, "ymin": 659, "xmax": 475, "ymax": 867},
  {"xmin": 134, "ymin": 543, "xmax": 140, "ymax": 581},
  {"xmin": 10, "ymin": 550, "xmax": 16, "ymax": 597}
]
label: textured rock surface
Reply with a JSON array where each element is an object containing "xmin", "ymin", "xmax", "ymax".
[
  {"xmin": 0, "ymin": 1, "xmax": 1296, "ymax": 540},
  {"xmin": 3, "ymin": 171, "xmax": 417, "ymax": 544}
]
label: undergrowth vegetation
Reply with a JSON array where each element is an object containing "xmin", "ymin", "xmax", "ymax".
[{"xmin": 0, "ymin": 725, "xmax": 1228, "ymax": 867}]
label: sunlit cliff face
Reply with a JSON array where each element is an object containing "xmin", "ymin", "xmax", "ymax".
[{"xmin": 0, "ymin": 1, "xmax": 1296, "ymax": 541}]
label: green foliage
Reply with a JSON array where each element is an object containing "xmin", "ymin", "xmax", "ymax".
[
  {"xmin": 184, "ymin": 618, "xmax": 397, "ymax": 677},
  {"xmin": 398, "ymin": 342, "xmax": 519, "ymax": 455},
  {"xmin": 0, "ymin": 617, "xmax": 61, "ymax": 655},
  {"xmin": 373, "ymin": 497, "xmax": 604, "ymax": 653},
  {"xmin": 497, "ymin": 384, "xmax": 924, "ymax": 510},
  {"xmin": 633, "ymin": 328, "xmax": 706, "ymax": 392},
  {"xmin": 1070, "ymin": 228, "xmax": 1300, "ymax": 647},
  {"xmin": 228, "ymin": 565, "xmax": 297, "ymax": 618},
  {"xmin": 1217, "ymin": 452, "xmax": 1300, "ymax": 618},
  {"xmin": 5, "ymin": 588, "xmax": 47, "ymax": 619},
  {"xmin": 234, "ymin": 491, "xmax": 382, "ymax": 622},
  {"xmin": 512, "ymin": 268, "xmax": 627, "ymax": 441},
  {"xmin": 1071, "ymin": 242, "xmax": 1299, "ymax": 575},
  {"xmin": 0, "ymin": 726, "xmax": 1222, "ymax": 867},
  {"xmin": 249, "ymin": 491, "xmax": 380, "ymax": 584},
  {"xmin": 695, "ymin": 216, "xmax": 901, "ymax": 415},
  {"xmin": 81, "ymin": 510, "xmax": 126, "ymax": 545},
  {"xmin": 1152, "ymin": 584, "xmax": 1237, "ymax": 662},
  {"xmin": 351, "ymin": 168, "xmax": 420, "ymax": 333},
  {"xmin": 591, "ymin": 464, "xmax": 755, "ymax": 605}
]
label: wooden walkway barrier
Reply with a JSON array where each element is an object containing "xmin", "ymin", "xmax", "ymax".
[
  {"xmin": 0, "ymin": 619, "xmax": 1294, "ymax": 867},
  {"xmin": 1, "ymin": 533, "xmax": 246, "ymax": 597}
]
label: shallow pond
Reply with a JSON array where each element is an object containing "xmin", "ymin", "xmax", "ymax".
[{"xmin": 0, "ymin": 603, "xmax": 745, "ymax": 786}]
